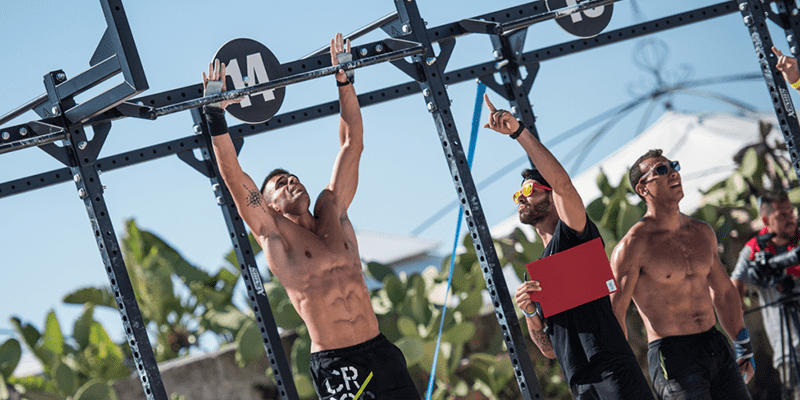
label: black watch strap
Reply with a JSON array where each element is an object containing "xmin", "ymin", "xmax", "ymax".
[{"xmin": 510, "ymin": 121, "xmax": 526, "ymax": 139}]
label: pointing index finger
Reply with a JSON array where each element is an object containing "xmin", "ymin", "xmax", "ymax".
[
  {"xmin": 772, "ymin": 46, "xmax": 783, "ymax": 58},
  {"xmin": 483, "ymin": 93, "xmax": 497, "ymax": 112}
]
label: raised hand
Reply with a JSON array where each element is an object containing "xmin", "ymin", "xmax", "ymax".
[
  {"xmin": 772, "ymin": 46, "xmax": 800, "ymax": 87},
  {"xmin": 330, "ymin": 32, "xmax": 352, "ymax": 84},
  {"xmin": 483, "ymin": 93, "xmax": 521, "ymax": 135},
  {"xmin": 201, "ymin": 59, "xmax": 241, "ymax": 110}
]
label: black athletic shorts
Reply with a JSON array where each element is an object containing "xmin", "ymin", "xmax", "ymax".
[
  {"xmin": 570, "ymin": 353, "xmax": 655, "ymax": 400},
  {"xmin": 647, "ymin": 328, "xmax": 751, "ymax": 400},
  {"xmin": 309, "ymin": 333, "xmax": 420, "ymax": 400}
]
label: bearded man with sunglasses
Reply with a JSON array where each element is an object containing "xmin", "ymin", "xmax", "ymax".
[
  {"xmin": 484, "ymin": 95, "xmax": 654, "ymax": 399},
  {"xmin": 202, "ymin": 34, "xmax": 419, "ymax": 400},
  {"xmin": 610, "ymin": 149, "xmax": 754, "ymax": 399}
]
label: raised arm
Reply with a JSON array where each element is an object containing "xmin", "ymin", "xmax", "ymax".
[
  {"xmin": 326, "ymin": 33, "xmax": 364, "ymax": 212},
  {"xmin": 609, "ymin": 234, "xmax": 641, "ymax": 338},
  {"xmin": 483, "ymin": 94, "xmax": 586, "ymax": 233},
  {"xmin": 202, "ymin": 61, "xmax": 282, "ymax": 248}
]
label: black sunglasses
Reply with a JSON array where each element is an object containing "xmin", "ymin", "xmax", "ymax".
[{"xmin": 639, "ymin": 160, "xmax": 680, "ymax": 185}]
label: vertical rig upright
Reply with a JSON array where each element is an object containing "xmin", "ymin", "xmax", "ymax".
[
  {"xmin": 739, "ymin": 0, "xmax": 800, "ymax": 181},
  {"xmin": 392, "ymin": 0, "xmax": 543, "ymax": 397},
  {"xmin": 40, "ymin": 0, "xmax": 167, "ymax": 398},
  {"xmin": 66, "ymin": 120, "xmax": 167, "ymax": 400},
  {"xmin": 486, "ymin": 29, "xmax": 541, "ymax": 143}
]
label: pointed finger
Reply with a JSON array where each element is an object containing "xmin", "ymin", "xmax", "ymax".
[
  {"xmin": 483, "ymin": 93, "xmax": 497, "ymax": 111},
  {"xmin": 202, "ymin": 72, "xmax": 208, "ymax": 90},
  {"xmin": 773, "ymin": 46, "xmax": 783, "ymax": 58}
]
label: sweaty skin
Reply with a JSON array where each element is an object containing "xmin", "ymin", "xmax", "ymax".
[
  {"xmin": 610, "ymin": 155, "xmax": 753, "ymax": 381},
  {"xmin": 207, "ymin": 33, "xmax": 378, "ymax": 352},
  {"xmin": 611, "ymin": 214, "xmax": 721, "ymax": 339},
  {"xmin": 259, "ymin": 181, "xmax": 377, "ymax": 352}
]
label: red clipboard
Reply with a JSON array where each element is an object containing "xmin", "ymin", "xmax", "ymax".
[{"xmin": 526, "ymin": 237, "xmax": 618, "ymax": 318}]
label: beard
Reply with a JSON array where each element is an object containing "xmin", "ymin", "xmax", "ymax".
[
  {"xmin": 775, "ymin": 224, "xmax": 799, "ymax": 241},
  {"xmin": 519, "ymin": 195, "xmax": 552, "ymax": 225}
]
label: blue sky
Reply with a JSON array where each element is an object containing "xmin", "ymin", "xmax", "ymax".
[{"xmin": 0, "ymin": 1, "xmax": 785, "ymax": 349}]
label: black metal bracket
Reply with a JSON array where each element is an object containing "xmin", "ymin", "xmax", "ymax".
[
  {"xmin": 488, "ymin": 29, "xmax": 540, "ymax": 173},
  {"xmin": 0, "ymin": 0, "xmax": 147, "ymax": 128},
  {"xmin": 487, "ymin": 30, "xmax": 538, "ymax": 119},
  {"xmin": 767, "ymin": 0, "xmax": 800, "ymax": 56}
]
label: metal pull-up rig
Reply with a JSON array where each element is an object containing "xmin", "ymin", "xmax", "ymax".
[{"xmin": 2, "ymin": 1, "xmax": 799, "ymax": 399}]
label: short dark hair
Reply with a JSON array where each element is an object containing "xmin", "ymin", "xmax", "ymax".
[
  {"xmin": 629, "ymin": 149, "xmax": 663, "ymax": 199},
  {"xmin": 521, "ymin": 167, "xmax": 551, "ymax": 189},
  {"xmin": 759, "ymin": 189, "xmax": 790, "ymax": 216},
  {"xmin": 261, "ymin": 168, "xmax": 291, "ymax": 196}
]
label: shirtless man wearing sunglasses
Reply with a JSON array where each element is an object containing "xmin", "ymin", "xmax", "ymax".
[
  {"xmin": 610, "ymin": 149, "xmax": 754, "ymax": 399},
  {"xmin": 202, "ymin": 33, "xmax": 418, "ymax": 400}
]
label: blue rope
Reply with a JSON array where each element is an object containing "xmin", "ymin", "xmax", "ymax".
[{"xmin": 424, "ymin": 82, "xmax": 486, "ymax": 399}]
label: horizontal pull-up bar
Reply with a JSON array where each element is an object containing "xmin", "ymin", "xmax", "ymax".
[
  {"xmin": 301, "ymin": 11, "xmax": 400, "ymax": 59},
  {"xmin": 0, "ymin": 94, "xmax": 49, "ymax": 128},
  {"xmin": 0, "ymin": 130, "xmax": 67, "ymax": 156},
  {"xmin": 501, "ymin": 0, "xmax": 620, "ymax": 33},
  {"xmin": 152, "ymin": 42, "xmax": 425, "ymax": 118}
]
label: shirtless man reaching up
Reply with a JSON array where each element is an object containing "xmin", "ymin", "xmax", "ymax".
[
  {"xmin": 202, "ymin": 33, "xmax": 418, "ymax": 400},
  {"xmin": 610, "ymin": 149, "xmax": 754, "ymax": 399}
]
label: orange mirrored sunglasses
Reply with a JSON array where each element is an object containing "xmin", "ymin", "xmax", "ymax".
[{"xmin": 513, "ymin": 182, "xmax": 552, "ymax": 204}]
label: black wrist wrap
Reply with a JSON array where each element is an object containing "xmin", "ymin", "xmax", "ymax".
[{"xmin": 204, "ymin": 106, "xmax": 228, "ymax": 136}]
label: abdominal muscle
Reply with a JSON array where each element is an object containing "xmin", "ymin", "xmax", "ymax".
[
  {"xmin": 287, "ymin": 262, "xmax": 380, "ymax": 353},
  {"xmin": 634, "ymin": 274, "xmax": 717, "ymax": 342}
]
